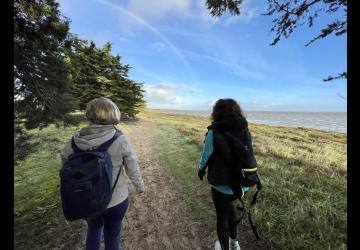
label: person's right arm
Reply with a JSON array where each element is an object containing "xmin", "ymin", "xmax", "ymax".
[{"xmin": 120, "ymin": 136, "xmax": 145, "ymax": 194}]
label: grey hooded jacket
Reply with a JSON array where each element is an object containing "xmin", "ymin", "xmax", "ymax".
[{"xmin": 60, "ymin": 124, "xmax": 144, "ymax": 209}]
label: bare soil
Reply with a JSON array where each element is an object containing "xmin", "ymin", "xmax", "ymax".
[{"xmin": 75, "ymin": 118, "xmax": 270, "ymax": 250}]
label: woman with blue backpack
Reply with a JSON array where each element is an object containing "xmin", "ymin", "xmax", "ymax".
[
  {"xmin": 198, "ymin": 98, "xmax": 261, "ymax": 250},
  {"xmin": 60, "ymin": 97, "xmax": 144, "ymax": 250}
]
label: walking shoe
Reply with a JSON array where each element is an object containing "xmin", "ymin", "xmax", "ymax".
[
  {"xmin": 229, "ymin": 237, "xmax": 241, "ymax": 250},
  {"xmin": 214, "ymin": 240, "xmax": 222, "ymax": 250}
]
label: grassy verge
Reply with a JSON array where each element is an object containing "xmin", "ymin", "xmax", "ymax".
[
  {"xmin": 14, "ymin": 118, "xmax": 87, "ymax": 249},
  {"xmin": 139, "ymin": 109, "xmax": 347, "ymax": 250},
  {"xmin": 14, "ymin": 109, "xmax": 347, "ymax": 249},
  {"xmin": 149, "ymin": 123, "xmax": 216, "ymax": 227}
]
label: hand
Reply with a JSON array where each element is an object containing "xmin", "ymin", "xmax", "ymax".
[{"xmin": 198, "ymin": 169, "xmax": 205, "ymax": 181}]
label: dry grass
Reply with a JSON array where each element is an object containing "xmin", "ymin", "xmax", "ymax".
[
  {"xmin": 141, "ymin": 109, "xmax": 347, "ymax": 250},
  {"xmin": 14, "ymin": 110, "xmax": 347, "ymax": 249}
]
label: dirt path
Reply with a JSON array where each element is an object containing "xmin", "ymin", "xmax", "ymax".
[
  {"xmin": 74, "ymin": 118, "xmax": 269, "ymax": 250},
  {"xmin": 120, "ymin": 119, "xmax": 215, "ymax": 250},
  {"xmin": 119, "ymin": 118, "xmax": 269, "ymax": 250}
]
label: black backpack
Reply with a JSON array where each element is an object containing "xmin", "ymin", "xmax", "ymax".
[
  {"xmin": 59, "ymin": 131, "xmax": 122, "ymax": 221},
  {"xmin": 222, "ymin": 128, "xmax": 261, "ymax": 196},
  {"xmin": 221, "ymin": 128, "xmax": 263, "ymax": 240}
]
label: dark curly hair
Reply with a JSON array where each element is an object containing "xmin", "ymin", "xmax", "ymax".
[{"xmin": 211, "ymin": 98, "xmax": 245, "ymax": 122}]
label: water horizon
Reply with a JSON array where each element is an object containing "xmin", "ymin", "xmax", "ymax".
[{"xmin": 150, "ymin": 108, "xmax": 347, "ymax": 134}]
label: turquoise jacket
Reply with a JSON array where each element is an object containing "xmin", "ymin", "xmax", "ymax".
[{"xmin": 199, "ymin": 129, "xmax": 249, "ymax": 195}]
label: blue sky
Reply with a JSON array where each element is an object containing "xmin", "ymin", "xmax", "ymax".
[{"xmin": 58, "ymin": 0, "xmax": 347, "ymax": 112}]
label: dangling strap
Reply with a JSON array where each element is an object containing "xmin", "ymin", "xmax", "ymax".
[
  {"xmin": 247, "ymin": 182, "xmax": 262, "ymax": 240},
  {"xmin": 248, "ymin": 208, "xmax": 261, "ymax": 240},
  {"xmin": 250, "ymin": 182, "xmax": 262, "ymax": 206},
  {"xmin": 233, "ymin": 182, "xmax": 262, "ymax": 240},
  {"xmin": 233, "ymin": 198, "xmax": 246, "ymax": 226},
  {"xmin": 112, "ymin": 156, "xmax": 125, "ymax": 193}
]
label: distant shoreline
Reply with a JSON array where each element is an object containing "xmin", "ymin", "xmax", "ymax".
[
  {"xmin": 149, "ymin": 108, "xmax": 347, "ymax": 114},
  {"xmin": 148, "ymin": 108, "xmax": 347, "ymax": 134}
]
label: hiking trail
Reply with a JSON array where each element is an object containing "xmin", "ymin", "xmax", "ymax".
[{"xmin": 75, "ymin": 118, "xmax": 269, "ymax": 250}]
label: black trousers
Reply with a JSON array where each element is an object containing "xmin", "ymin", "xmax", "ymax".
[{"xmin": 211, "ymin": 187, "xmax": 238, "ymax": 250}]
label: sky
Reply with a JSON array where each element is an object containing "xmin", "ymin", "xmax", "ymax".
[{"xmin": 57, "ymin": 0, "xmax": 347, "ymax": 112}]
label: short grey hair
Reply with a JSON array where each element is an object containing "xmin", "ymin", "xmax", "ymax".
[{"xmin": 85, "ymin": 97, "xmax": 121, "ymax": 125}]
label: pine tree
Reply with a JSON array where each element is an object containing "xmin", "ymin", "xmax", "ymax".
[
  {"xmin": 14, "ymin": 0, "xmax": 77, "ymax": 129},
  {"xmin": 66, "ymin": 36, "xmax": 145, "ymax": 118}
]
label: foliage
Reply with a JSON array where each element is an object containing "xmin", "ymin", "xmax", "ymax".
[
  {"xmin": 14, "ymin": 0, "xmax": 145, "ymax": 132},
  {"xmin": 65, "ymin": 36, "xmax": 145, "ymax": 118},
  {"xmin": 14, "ymin": 0, "xmax": 78, "ymax": 129}
]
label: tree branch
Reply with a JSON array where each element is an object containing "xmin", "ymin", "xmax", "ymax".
[
  {"xmin": 305, "ymin": 20, "xmax": 347, "ymax": 46},
  {"xmin": 323, "ymin": 72, "xmax": 347, "ymax": 82}
]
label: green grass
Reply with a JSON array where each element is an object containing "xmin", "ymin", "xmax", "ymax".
[
  {"xmin": 150, "ymin": 123, "xmax": 216, "ymax": 227},
  {"xmin": 139, "ymin": 109, "xmax": 347, "ymax": 250},
  {"xmin": 14, "ymin": 119, "xmax": 87, "ymax": 250},
  {"xmin": 14, "ymin": 110, "xmax": 347, "ymax": 249}
]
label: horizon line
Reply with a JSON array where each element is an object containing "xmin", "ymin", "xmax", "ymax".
[{"xmin": 147, "ymin": 108, "xmax": 347, "ymax": 113}]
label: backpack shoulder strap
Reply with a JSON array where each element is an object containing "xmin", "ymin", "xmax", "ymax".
[
  {"xmin": 97, "ymin": 130, "xmax": 123, "ymax": 151},
  {"xmin": 110, "ymin": 128, "xmax": 124, "ymax": 192},
  {"xmin": 71, "ymin": 137, "xmax": 82, "ymax": 153}
]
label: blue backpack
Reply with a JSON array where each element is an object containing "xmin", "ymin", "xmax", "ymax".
[{"xmin": 60, "ymin": 131, "xmax": 122, "ymax": 221}]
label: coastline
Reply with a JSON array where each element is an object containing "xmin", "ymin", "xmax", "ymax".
[{"xmin": 148, "ymin": 108, "xmax": 347, "ymax": 134}]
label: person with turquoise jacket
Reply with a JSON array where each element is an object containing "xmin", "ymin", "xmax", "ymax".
[{"xmin": 198, "ymin": 98, "xmax": 255, "ymax": 250}]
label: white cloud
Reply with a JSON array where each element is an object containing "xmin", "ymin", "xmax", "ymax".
[
  {"xmin": 176, "ymin": 84, "xmax": 202, "ymax": 93},
  {"xmin": 126, "ymin": 0, "xmax": 222, "ymax": 24},
  {"xmin": 144, "ymin": 84, "xmax": 185, "ymax": 104},
  {"xmin": 128, "ymin": 0, "xmax": 191, "ymax": 20},
  {"xmin": 157, "ymin": 83, "xmax": 202, "ymax": 93},
  {"xmin": 172, "ymin": 96, "xmax": 184, "ymax": 104},
  {"xmin": 143, "ymin": 83, "xmax": 202, "ymax": 105}
]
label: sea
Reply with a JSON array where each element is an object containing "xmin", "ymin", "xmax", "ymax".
[{"xmin": 152, "ymin": 109, "xmax": 347, "ymax": 134}]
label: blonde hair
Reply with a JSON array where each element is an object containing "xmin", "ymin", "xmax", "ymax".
[{"xmin": 85, "ymin": 97, "xmax": 121, "ymax": 125}]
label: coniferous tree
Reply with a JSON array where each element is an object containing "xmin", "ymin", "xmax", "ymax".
[
  {"xmin": 66, "ymin": 36, "xmax": 145, "ymax": 118},
  {"xmin": 14, "ymin": 0, "xmax": 145, "ymax": 132},
  {"xmin": 14, "ymin": 0, "xmax": 77, "ymax": 129}
]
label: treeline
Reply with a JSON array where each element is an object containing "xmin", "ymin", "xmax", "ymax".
[{"xmin": 14, "ymin": 0, "xmax": 145, "ymax": 131}]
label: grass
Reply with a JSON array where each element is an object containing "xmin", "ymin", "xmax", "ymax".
[
  {"xmin": 139, "ymin": 109, "xmax": 347, "ymax": 250},
  {"xmin": 14, "ymin": 117, "xmax": 87, "ymax": 250},
  {"xmin": 150, "ymin": 123, "xmax": 216, "ymax": 227},
  {"xmin": 14, "ymin": 109, "xmax": 347, "ymax": 250}
]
